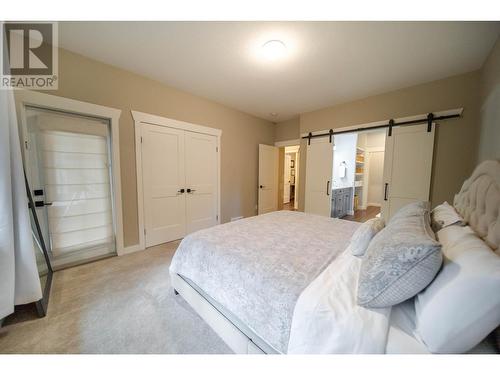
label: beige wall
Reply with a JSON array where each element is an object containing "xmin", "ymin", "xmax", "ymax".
[
  {"xmin": 298, "ymin": 71, "xmax": 481, "ymax": 210},
  {"xmin": 41, "ymin": 48, "xmax": 274, "ymax": 247},
  {"xmin": 22, "ymin": 43, "xmax": 496, "ymax": 246},
  {"xmin": 478, "ymin": 36, "xmax": 500, "ymax": 162},
  {"xmin": 366, "ymin": 131, "xmax": 386, "ymax": 148},
  {"xmin": 275, "ymin": 117, "xmax": 300, "ymax": 142}
]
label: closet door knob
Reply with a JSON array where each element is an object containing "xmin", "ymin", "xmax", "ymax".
[
  {"xmin": 177, "ymin": 188, "xmax": 185, "ymax": 194},
  {"xmin": 187, "ymin": 188, "xmax": 196, "ymax": 193}
]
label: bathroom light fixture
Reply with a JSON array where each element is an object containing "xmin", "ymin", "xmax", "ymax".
[{"xmin": 261, "ymin": 40, "xmax": 287, "ymax": 60}]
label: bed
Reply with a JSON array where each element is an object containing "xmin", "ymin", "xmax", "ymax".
[{"xmin": 170, "ymin": 160, "xmax": 500, "ymax": 354}]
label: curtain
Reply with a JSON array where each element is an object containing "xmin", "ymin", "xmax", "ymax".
[{"xmin": 0, "ymin": 88, "xmax": 42, "ymax": 320}]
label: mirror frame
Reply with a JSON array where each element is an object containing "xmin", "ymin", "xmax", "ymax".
[{"xmin": 24, "ymin": 170, "xmax": 53, "ymax": 317}]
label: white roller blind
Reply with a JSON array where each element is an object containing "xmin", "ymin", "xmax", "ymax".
[{"xmin": 40, "ymin": 130, "xmax": 114, "ymax": 256}]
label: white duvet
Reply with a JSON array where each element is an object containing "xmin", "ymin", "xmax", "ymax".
[{"xmin": 288, "ymin": 247, "xmax": 392, "ymax": 354}]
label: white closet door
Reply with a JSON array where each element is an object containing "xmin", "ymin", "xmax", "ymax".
[
  {"xmin": 284, "ymin": 154, "xmax": 291, "ymax": 203},
  {"xmin": 305, "ymin": 137, "xmax": 333, "ymax": 216},
  {"xmin": 258, "ymin": 144, "xmax": 279, "ymax": 215},
  {"xmin": 184, "ymin": 131, "xmax": 218, "ymax": 234},
  {"xmin": 381, "ymin": 123, "xmax": 435, "ymax": 220},
  {"xmin": 142, "ymin": 124, "xmax": 186, "ymax": 247}
]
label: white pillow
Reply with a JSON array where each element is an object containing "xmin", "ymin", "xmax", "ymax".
[
  {"xmin": 350, "ymin": 218, "xmax": 385, "ymax": 257},
  {"xmin": 415, "ymin": 224, "xmax": 500, "ymax": 353},
  {"xmin": 389, "ymin": 201, "xmax": 430, "ymax": 223},
  {"xmin": 431, "ymin": 201, "xmax": 465, "ymax": 232}
]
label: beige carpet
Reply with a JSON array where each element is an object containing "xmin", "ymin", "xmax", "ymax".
[{"xmin": 0, "ymin": 241, "xmax": 232, "ymax": 354}]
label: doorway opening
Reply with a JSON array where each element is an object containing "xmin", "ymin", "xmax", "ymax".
[
  {"xmin": 280, "ymin": 146, "xmax": 300, "ymax": 211},
  {"xmin": 305, "ymin": 116, "xmax": 437, "ymax": 221},
  {"xmin": 331, "ymin": 129, "xmax": 386, "ymax": 223},
  {"xmin": 133, "ymin": 111, "xmax": 222, "ymax": 249}
]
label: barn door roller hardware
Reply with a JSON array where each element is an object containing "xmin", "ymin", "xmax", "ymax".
[{"xmin": 302, "ymin": 109, "xmax": 462, "ymax": 141}]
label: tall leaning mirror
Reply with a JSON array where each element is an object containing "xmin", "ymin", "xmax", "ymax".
[{"xmin": 25, "ymin": 172, "xmax": 53, "ymax": 317}]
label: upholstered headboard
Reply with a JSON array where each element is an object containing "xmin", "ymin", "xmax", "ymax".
[{"xmin": 454, "ymin": 160, "xmax": 500, "ymax": 251}]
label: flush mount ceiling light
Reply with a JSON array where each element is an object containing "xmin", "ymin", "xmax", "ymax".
[{"xmin": 261, "ymin": 40, "xmax": 287, "ymax": 61}]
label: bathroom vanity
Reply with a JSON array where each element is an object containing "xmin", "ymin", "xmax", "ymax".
[{"xmin": 331, "ymin": 186, "xmax": 353, "ymax": 218}]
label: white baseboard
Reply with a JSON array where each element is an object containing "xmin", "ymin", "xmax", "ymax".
[
  {"xmin": 119, "ymin": 243, "xmax": 145, "ymax": 256},
  {"xmin": 367, "ymin": 203, "xmax": 382, "ymax": 207}
]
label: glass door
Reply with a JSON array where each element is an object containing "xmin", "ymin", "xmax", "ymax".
[{"xmin": 24, "ymin": 107, "xmax": 116, "ymax": 269}]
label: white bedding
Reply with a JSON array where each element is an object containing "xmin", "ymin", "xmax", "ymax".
[
  {"xmin": 170, "ymin": 211, "xmax": 360, "ymax": 353},
  {"xmin": 289, "ymin": 224, "xmax": 500, "ymax": 354},
  {"xmin": 385, "ymin": 300, "xmax": 429, "ymax": 354},
  {"xmin": 385, "ymin": 299, "xmax": 499, "ymax": 354},
  {"xmin": 288, "ymin": 246, "xmax": 392, "ymax": 354},
  {"xmin": 170, "ymin": 208, "xmax": 498, "ymax": 354}
]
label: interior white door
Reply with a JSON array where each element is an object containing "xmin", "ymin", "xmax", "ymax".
[
  {"xmin": 284, "ymin": 153, "xmax": 291, "ymax": 203},
  {"xmin": 294, "ymin": 150, "xmax": 300, "ymax": 209},
  {"xmin": 184, "ymin": 131, "xmax": 218, "ymax": 234},
  {"xmin": 305, "ymin": 137, "xmax": 334, "ymax": 216},
  {"xmin": 381, "ymin": 123, "xmax": 435, "ymax": 220},
  {"xmin": 258, "ymin": 144, "xmax": 278, "ymax": 215},
  {"xmin": 142, "ymin": 124, "xmax": 186, "ymax": 247}
]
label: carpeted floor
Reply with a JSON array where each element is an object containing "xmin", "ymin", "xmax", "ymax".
[{"xmin": 0, "ymin": 241, "xmax": 232, "ymax": 354}]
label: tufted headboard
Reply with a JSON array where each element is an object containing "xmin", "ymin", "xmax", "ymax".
[{"xmin": 454, "ymin": 160, "xmax": 500, "ymax": 251}]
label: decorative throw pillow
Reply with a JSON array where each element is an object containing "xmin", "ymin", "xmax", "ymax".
[
  {"xmin": 357, "ymin": 210, "xmax": 442, "ymax": 308},
  {"xmin": 415, "ymin": 224, "xmax": 500, "ymax": 353},
  {"xmin": 350, "ymin": 218, "xmax": 385, "ymax": 257},
  {"xmin": 430, "ymin": 201, "xmax": 465, "ymax": 232},
  {"xmin": 389, "ymin": 200, "xmax": 430, "ymax": 224}
]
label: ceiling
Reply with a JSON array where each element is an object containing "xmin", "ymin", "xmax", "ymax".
[{"xmin": 59, "ymin": 21, "xmax": 500, "ymax": 122}]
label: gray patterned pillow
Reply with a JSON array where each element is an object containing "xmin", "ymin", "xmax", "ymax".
[{"xmin": 357, "ymin": 210, "xmax": 442, "ymax": 308}]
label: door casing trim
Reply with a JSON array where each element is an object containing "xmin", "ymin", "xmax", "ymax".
[{"xmin": 15, "ymin": 90, "xmax": 125, "ymax": 255}]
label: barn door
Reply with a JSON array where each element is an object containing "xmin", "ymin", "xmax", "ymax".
[
  {"xmin": 304, "ymin": 137, "xmax": 333, "ymax": 216},
  {"xmin": 381, "ymin": 123, "xmax": 435, "ymax": 220}
]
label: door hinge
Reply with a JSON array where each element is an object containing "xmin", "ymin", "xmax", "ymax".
[
  {"xmin": 216, "ymin": 146, "xmax": 218, "ymax": 152},
  {"xmin": 24, "ymin": 140, "xmax": 28, "ymax": 149},
  {"xmin": 141, "ymin": 136, "xmax": 143, "ymax": 143},
  {"xmin": 144, "ymin": 228, "xmax": 146, "ymax": 236},
  {"xmin": 216, "ymin": 214, "xmax": 219, "ymax": 221}
]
